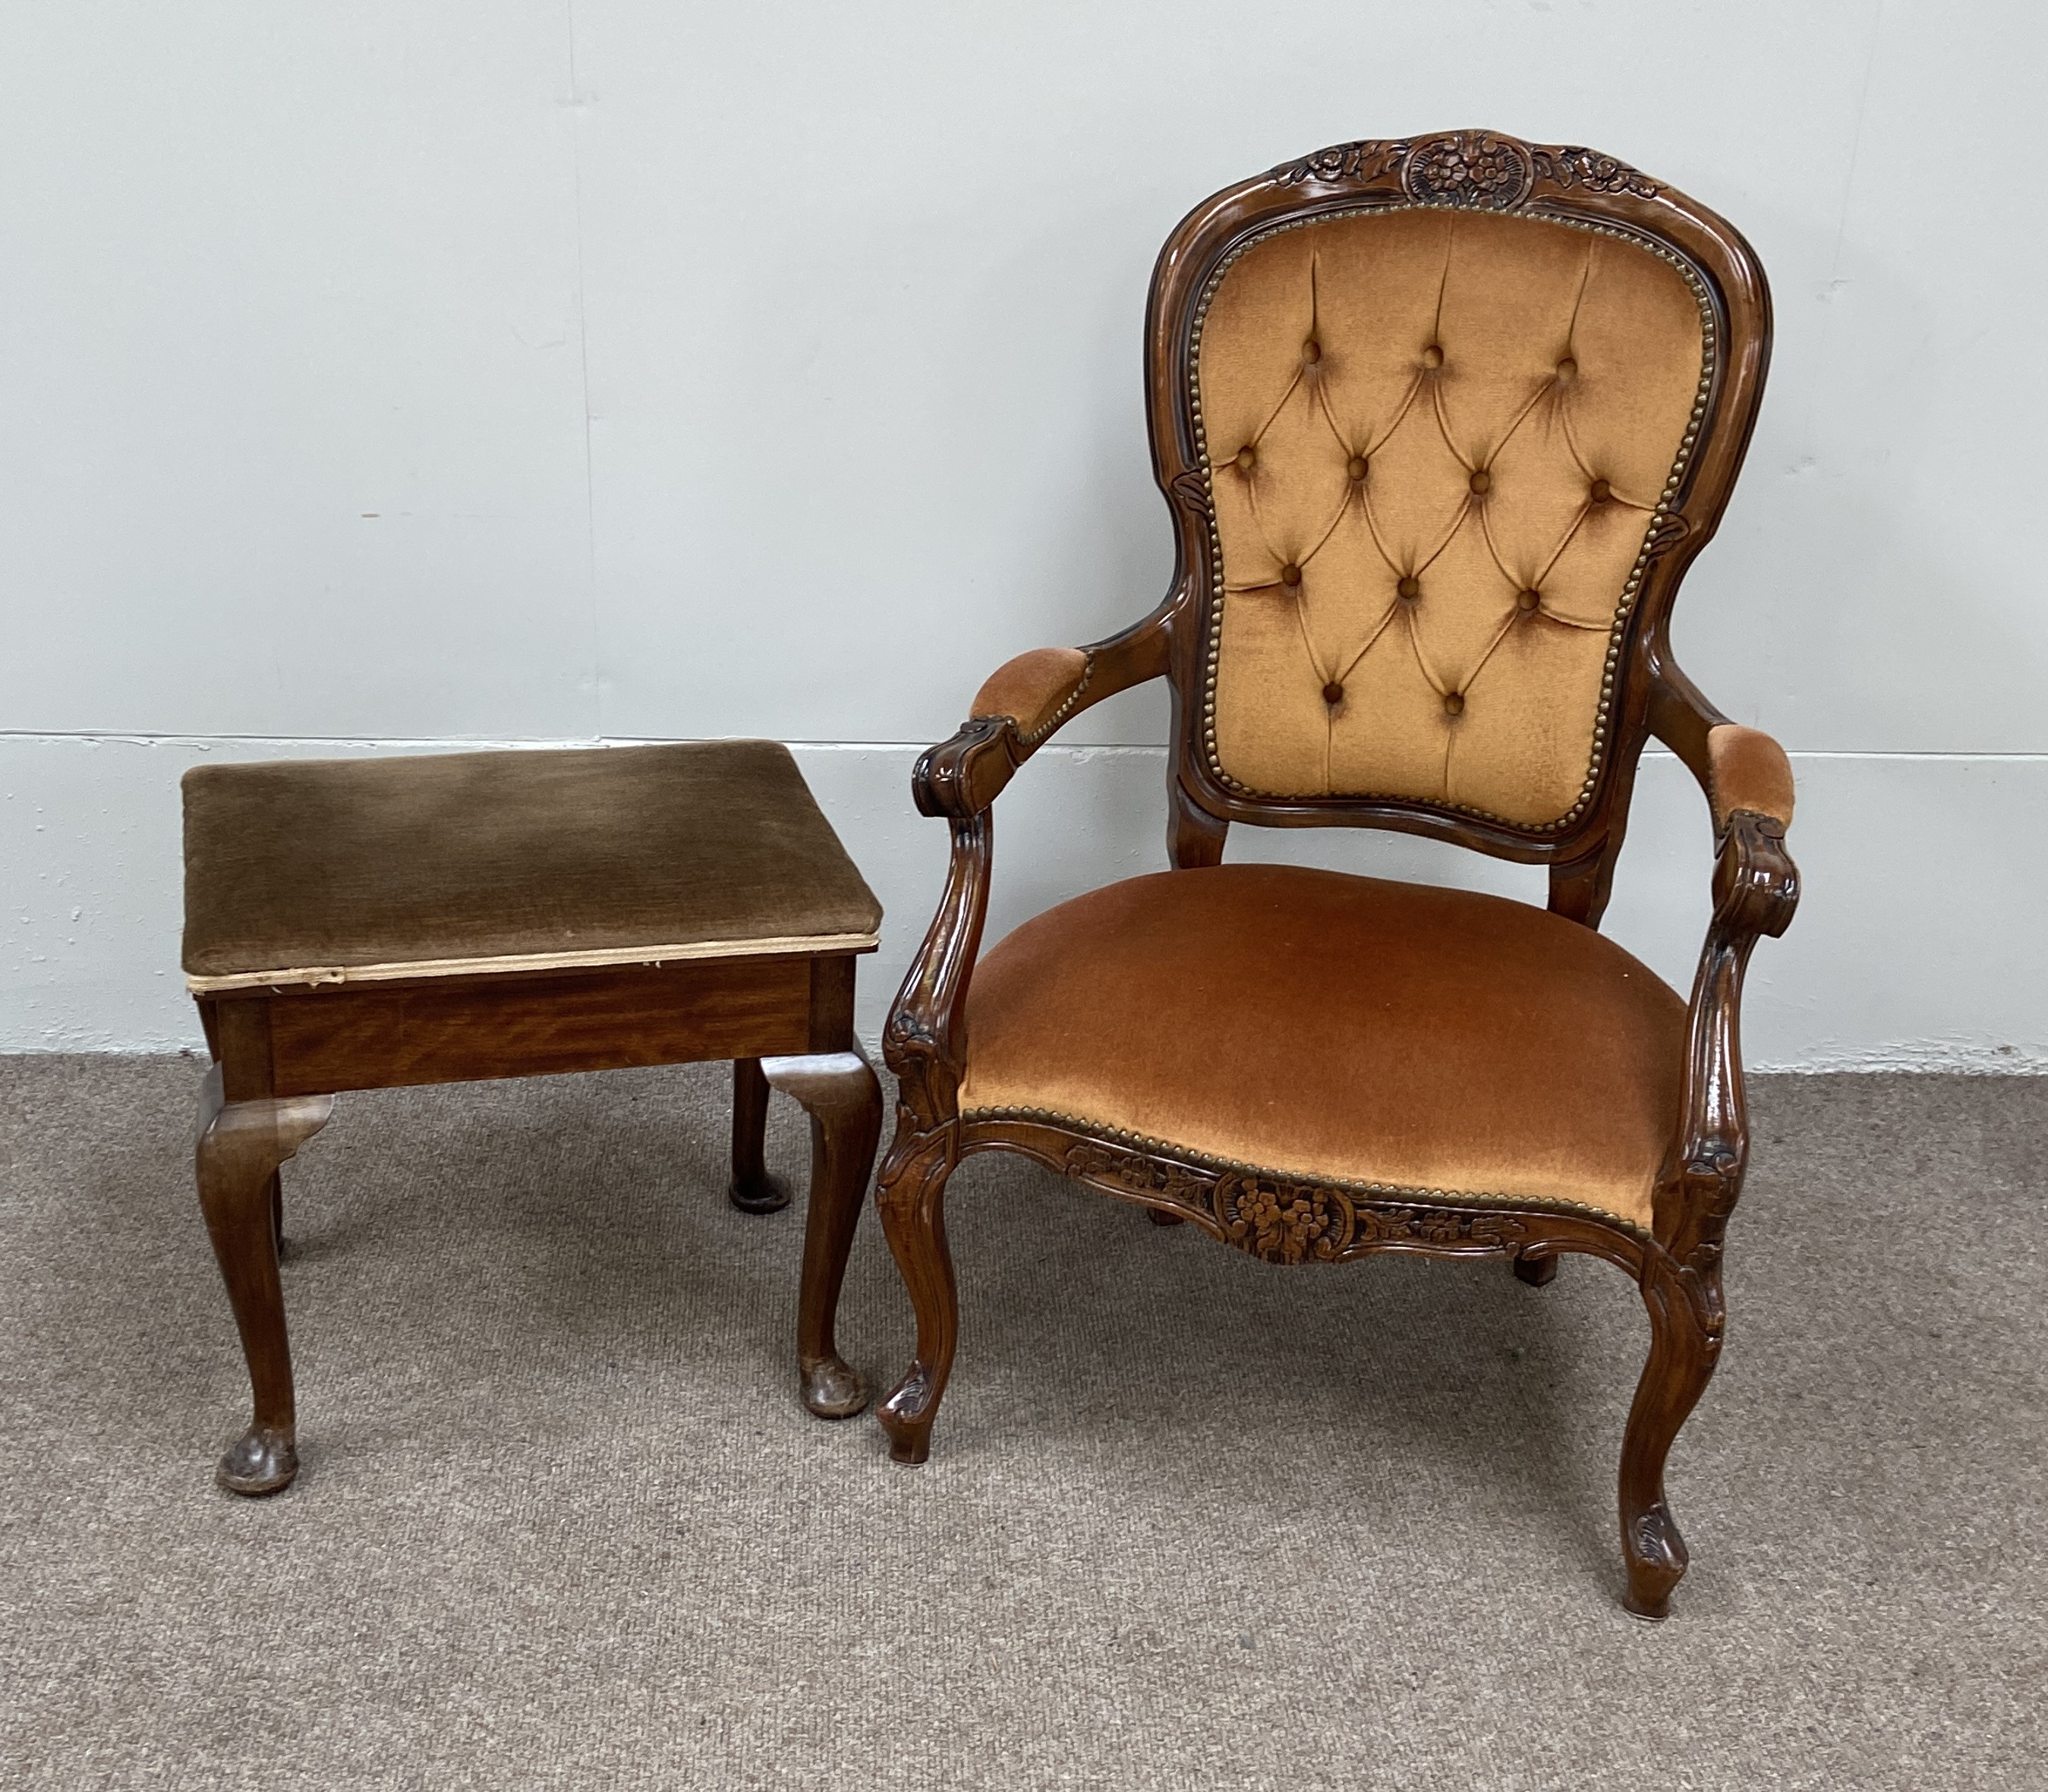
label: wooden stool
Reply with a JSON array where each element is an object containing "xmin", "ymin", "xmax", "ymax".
[{"xmin": 181, "ymin": 740, "xmax": 883, "ymax": 1495}]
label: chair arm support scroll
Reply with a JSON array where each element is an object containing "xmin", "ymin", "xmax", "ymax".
[
  {"xmin": 882, "ymin": 811, "xmax": 992, "ymax": 1132},
  {"xmin": 888, "ymin": 604, "xmax": 1176, "ymax": 1140},
  {"xmin": 1647, "ymin": 659, "xmax": 1801, "ymax": 1261}
]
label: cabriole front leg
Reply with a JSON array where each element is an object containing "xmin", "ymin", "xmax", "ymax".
[
  {"xmin": 192, "ymin": 1064, "xmax": 334, "ymax": 1495},
  {"xmin": 761, "ymin": 1050, "xmax": 882, "ymax": 1419},
  {"xmin": 1618, "ymin": 1251, "xmax": 1723, "ymax": 1618},
  {"xmin": 874, "ymin": 1126, "xmax": 960, "ymax": 1465}
]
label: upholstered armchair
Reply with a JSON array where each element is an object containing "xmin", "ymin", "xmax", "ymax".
[{"xmin": 876, "ymin": 132, "xmax": 1798, "ymax": 1620}]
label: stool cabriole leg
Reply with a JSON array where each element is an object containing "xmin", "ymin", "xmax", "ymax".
[
  {"xmin": 193, "ymin": 1064, "xmax": 333, "ymax": 1495},
  {"xmin": 761, "ymin": 1050, "xmax": 881, "ymax": 1419}
]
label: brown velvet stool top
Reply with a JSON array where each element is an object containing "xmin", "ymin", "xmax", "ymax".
[{"xmin": 183, "ymin": 740, "xmax": 882, "ymax": 990}]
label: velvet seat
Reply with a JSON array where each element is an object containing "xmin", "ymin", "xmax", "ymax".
[
  {"xmin": 184, "ymin": 741, "xmax": 880, "ymax": 989},
  {"xmin": 959, "ymin": 864, "xmax": 1684, "ymax": 1230},
  {"xmin": 870, "ymin": 132, "xmax": 1801, "ymax": 1621}
]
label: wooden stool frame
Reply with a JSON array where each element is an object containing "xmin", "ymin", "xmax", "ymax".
[{"xmin": 193, "ymin": 949, "xmax": 879, "ymax": 1495}]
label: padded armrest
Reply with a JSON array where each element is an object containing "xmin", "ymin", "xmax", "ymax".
[
  {"xmin": 1706, "ymin": 725, "xmax": 1794, "ymax": 833},
  {"xmin": 1648, "ymin": 667, "xmax": 1794, "ymax": 839},
  {"xmin": 971, "ymin": 647, "xmax": 1092, "ymax": 743},
  {"xmin": 915, "ymin": 608, "xmax": 1174, "ymax": 820}
]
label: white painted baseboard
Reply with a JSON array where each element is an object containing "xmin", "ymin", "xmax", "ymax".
[{"xmin": 5, "ymin": 734, "xmax": 2043, "ymax": 1071}]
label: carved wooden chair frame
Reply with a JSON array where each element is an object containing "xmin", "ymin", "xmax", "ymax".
[{"xmin": 875, "ymin": 131, "xmax": 1800, "ymax": 1620}]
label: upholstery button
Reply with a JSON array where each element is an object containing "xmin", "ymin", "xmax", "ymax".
[
  {"xmin": 1517, "ymin": 587, "xmax": 1541, "ymax": 613},
  {"xmin": 1302, "ymin": 339, "xmax": 1322, "ymax": 367},
  {"xmin": 1555, "ymin": 357, "xmax": 1577, "ymax": 383},
  {"xmin": 1280, "ymin": 562, "xmax": 1302, "ymax": 587},
  {"xmin": 1347, "ymin": 455, "xmax": 1369, "ymax": 482},
  {"xmin": 1235, "ymin": 445, "xmax": 1257, "ymax": 474},
  {"xmin": 1468, "ymin": 469, "xmax": 1492, "ymax": 496},
  {"xmin": 1443, "ymin": 691, "xmax": 1465, "ymax": 716},
  {"xmin": 1590, "ymin": 477, "xmax": 1612, "ymax": 503},
  {"xmin": 1421, "ymin": 344, "xmax": 1444, "ymax": 370},
  {"xmin": 1322, "ymin": 681, "xmax": 1344, "ymax": 707},
  {"xmin": 1397, "ymin": 575, "xmax": 1420, "ymax": 601}
]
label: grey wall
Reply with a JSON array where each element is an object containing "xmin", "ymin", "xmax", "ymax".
[{"xmin": 5, "ymin": 1, "xmax": 2043, "ymax": 1066}]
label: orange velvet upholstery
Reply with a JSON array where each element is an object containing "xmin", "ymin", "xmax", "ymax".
[
  {"xmin": 1199, "ymin": 208, "xmax": 1708, "ymax": 827},
  {"xmin": 1707, "ymin": 724, "xmax": 1794, "ymax": 831},
  {"xmin": 958, "ymin": 865, "xmax": 1685, "ymax": 1228},
  {"xmin": 972, "ymin": 647, "xmax": 1091, "ymax": 742}
]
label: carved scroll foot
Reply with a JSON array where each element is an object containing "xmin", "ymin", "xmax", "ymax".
[
  {"xmin": 874, "ymin": 1129, "xmax": 959, "ymax": 1466},
  {"xmin": 1622, "ymin": 1502, "xmax": 1690, "ymax": 1621},
  {"xmin": 194, "ymin": 1065, "xmax": 333, "ymax": 1497},
  {"xmin": 1618, "ymin": 1253, "xmax": 1722, "ymax": 1619},
  {"xmin": 761, "ymin": 1050, "xmax": 881, "ymax": 1419},
  {"xmin": 1513, "ymin": 1252, "xmax": 1558, "ymax": 1287},
  {"xmin": 728, "ymin": 1057, "xmax": 792, "ymax": 1214}
]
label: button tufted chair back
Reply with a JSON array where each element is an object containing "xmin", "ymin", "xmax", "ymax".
[{"xmin": 1148, "ymin": 132, "xmax": 1769, "ymax": 860}]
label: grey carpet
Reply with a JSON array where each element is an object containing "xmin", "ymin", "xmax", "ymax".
[{"xmin": 2, "ymin": 1057, "xmax": 2043, "ymax": 1790}]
